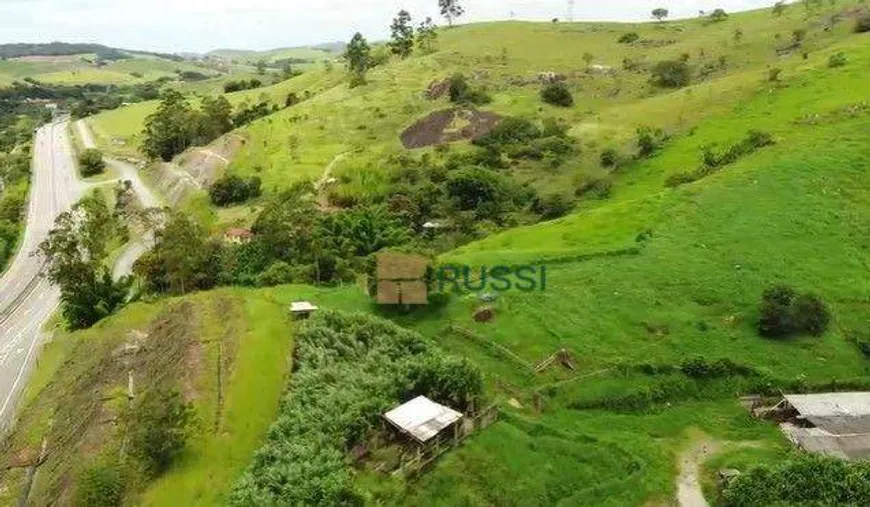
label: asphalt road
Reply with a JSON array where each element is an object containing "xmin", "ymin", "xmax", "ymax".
[
  {"xmin": 74, "ymin": 120, "xmax": 159, "ymax": 279},
  {"xmin": 0, "ymin": 120, "xmax": 85, "ymax": 430},
  {"xmin": 0, "ymin": 119, "xmax": 159, "ymax": 430}
]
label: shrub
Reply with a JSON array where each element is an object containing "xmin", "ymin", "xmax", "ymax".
[
  {"xmin": 446, "ymin": 167, "xmax": 509, "ymax": 210},
  {"xmin": 74, "ymin": 461, "xmax": 124, "ymax": 507},
  {"xmin": 600, "ymin": 147, "xmax": 624, "ymax": 168},
  {"xmin": 650, "ymin": 60, "xmax": 691, "ymax": 88},
  {"xmin": 473, "ymin": 117, "xmax": 541, "ymax": 147},
  {"xmin": 532, "ymin": 193, "xmax": 574, "ymax": 219},
  {"xmin": 78, "ymin": 148, "xmax": 106, "ymax": 177},
  {"xmin": 285, "ymin": 92, "xmax": 300, "ymax": 107},
  {"xmin": 618, "ymin": 32, "xmax": 640, "ymax": 44},
  {"xmin": 856, "ymin": 13, "xmax": 870, "ymax": 33},
  {"xmin": 708, "ymin": 8, "xmax": 728, "ymax": 22},
  {"xmin": 209, "ymin": 174, "xmax": 262, "ymax": 206},
  {"xmin": 757, "ymin": 284, "xmax": 830, "ymax": 338},
  {"xmin": 125, "ymin": 389, "xmax": 195, "ymax": 476},
  {"xmin": 575, "ymin": 177, "xmax": 612, "ymax": 199},
  {"xmin": 540, "ymin": 83, "xmax": 574, "ymax": 107},
  {"xmin": 636, "ymin": 126, "xmax": 669, "ymax": 157},
  {"xmin": 792, "ymin": 293, "xmax": 831, "ymax": 336},
  {"xmin": 768, "ymin": 67, "xmax": 782, "ymax": 82},
  {"xmin": 828, "ymin": 52, "xmax": 848, "ymax": 68},
  {"xmin": 448, "ymin": 73, "xmax": 492, "ymax": 105}
]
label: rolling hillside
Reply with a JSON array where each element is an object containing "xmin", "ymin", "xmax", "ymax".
[{"xmin": 5, "ymin": 2, "xmax": 870, "ymax": 506}]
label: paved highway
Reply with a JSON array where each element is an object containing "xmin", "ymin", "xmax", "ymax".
[
  {"xmin": 0, "ymin": 121, "xmax": 85, "ymax": 429},
  {"xmin": 0, "ymin": 119, "xmax": 159, "ymax": 430}
]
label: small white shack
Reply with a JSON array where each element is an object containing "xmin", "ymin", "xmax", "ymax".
[
  {"xmin": 290, "ymin": 301, "xmax": 318, "ymax": 320},
  {"xmin": 777, "ymin": 392, "xmax": 870, "ymax": 460},
  {"xmin": 383, "ymin": 396, "xmax": 463, "ymax": 445}
]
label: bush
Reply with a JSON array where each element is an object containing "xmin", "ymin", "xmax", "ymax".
[
  {"xmin": 636, "ymin": 126, "xmax": 669, "ymax": 157},
  {"xmin": 854, "ymin": 13, "xmax": 870, "ymax": 33},
  {"xmin": 78, "ymin": 148, "xmax": 106, "ymax": 177},
  {"xmin": 74, "ymin": 461, "xmax": 124, "ymax": 507},
  {"xmin": 758, "ymin": 284, "xmax": 830, "ymax": 338},
  {"xmin": 473, "ymin": 117, "xmax": 541, "ymax": 147},
  {"xmin": 650, "ymin": 60, "xmax": 691, "ymax": 88},
  {"xmin": 125, "ymin": 389, "xmax": 194, "ymax": 476},
  {"xmin": 446, "ymin": 167, "xmax": 509, "ymax": 211},
  {"xmin": 575, "ymin": 177, "xmax": 612, "ymax": 199},
  {"xmin": 708, "ymin": 8, "xmax": 728, "ymax": 22},
  {"xmin": 532, "ymin": 193, "xmax": 574, "ymax": 219},
  {"xmin": 618, "ymin": 32, "xmax": 640, "ymax": 44},
  {"xmin": 723, "ymin": 454, "xmax": 870, "ymax": 507},
  {"xmin": 828, "ymin": 52, "xmax": 848, "ymax": 68},
  {"xmin": 768, "ymin": 67, "xmax": 782, "ymax": 82},
  {"xmin": 600, "ymin": 147, "xmax": 623, "ymax": 168},
  {"xmin": 540, "ymin": 83, "xmax": 574, "ymax": 107},
  {"xmin": 448, "ymin": 73, "xmax": 492, "ymax": 105},
  {"xmin": 209, "ymin": 174, "xmax": 262, "ymax": 206}
]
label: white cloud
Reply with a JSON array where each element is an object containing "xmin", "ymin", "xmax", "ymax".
[{"xmin": 2, "ymin": 0, "xmax": 780, "ymax": 52}]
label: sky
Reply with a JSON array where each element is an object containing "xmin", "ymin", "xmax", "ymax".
[{"xmin": 0, "ymin": 0, "xmax": 783, "ymax": 53}]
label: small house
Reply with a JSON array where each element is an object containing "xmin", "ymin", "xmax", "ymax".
[
  {"xmin": 383, "ymin": 396, "xmax": 463, "ymax": 446},
  {"xmin": 224, "ymin": 227, "xmax": 253, "ymax": 245},
  {"xmin": 774, "ymin": 392, "xmax": 870, "ymax": 460},
  {"xmin": 290, "ymin": 301, "xmax": 318, "ymax": 320}
]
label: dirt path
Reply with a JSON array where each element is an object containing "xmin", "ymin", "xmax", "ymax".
[
  {"xmin": 676, "ymin": 436, "xmax": 722, "ymax": 507},
  {"xmin": 316, "ymin": 152, "xmax": 350, "ymax": 209}
]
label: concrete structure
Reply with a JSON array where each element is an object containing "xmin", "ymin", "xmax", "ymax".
[
  {"xmin": 776, "ymin": 392, "xmax": 870, "ymax": 460},
  {"xmin": 383, "ymin": 396, "xmax": 463, "ymax": 444},
  {"xmin": 290, "ymin": 301, "xmax": 318, "ymax": 320}
]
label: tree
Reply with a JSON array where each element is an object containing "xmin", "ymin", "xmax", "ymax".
[
  {"xmin": 78, "ymin": 148, "xmax": 106, "ymax": 177},
  {"xmin": 582, "ymin": 52, "xmax": 595, "ymax": 67},
  {"xmin": 125, "ymin": 389, "xmax": 194, "ymax": 476},
  {"xmin": 344, "ymin": 32, "xmax": 371, "ymax": 85},
  {"xmin": 733, "ymin": 27, "xmax": 744, "ymax": 43},
  {"xmin": 650, "ymin": 59, "xmax": 691, "ymax": 88},
  {"xmin": 417, "ymin": 17, "xmax": 439, "ymax": 54},
  {"xmin": 540, "ymin": 83, "xmax": 574, "ymax": 107},
  {"xmin": 140, "ymin": 90, "xmax": 196, "ymax": 161},
  {"xmin": 439, "ymin": 0, "xmax": 465, "ymax": 27},
  {"xmin": 134, "ymin": 212, "xmax": 222, "ymax": 294},
  {"xmin": 255, "ymin": 59, "xmax": 266, "ymax": 75},
  {"xmin": 652, "ymin": 8, "xmax": 669, "ymax": 22},
  {"xmin": 389, "ymin": 10, "xmax": 415, "ymax": 58},
  {"xmin": 39, "ymin": 195, "xmax": 130, "ymax": 329},
  {"xmin": 708, "ymin": 8, "xmax": 729, "ymax": 22},
  {"xmin": 197, "ymin": 95, "xmax": 233, "ymax": 143},
  {"xmin": 772, "ymin": 1, "xmax": 788, "ymax": 17}
]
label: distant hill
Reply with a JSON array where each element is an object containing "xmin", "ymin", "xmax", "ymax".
[
  {"xmin": 0, "ymin": 42, "xmax": 129, "ymax": 61},
  {"xmin": 206, "ymin": 43, "xmax": 344, "ymax": 64}
]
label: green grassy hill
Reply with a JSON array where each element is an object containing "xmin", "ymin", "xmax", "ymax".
[{"xmin": 7, "ymin": 2, "xmax": 870, "ymax": 506}]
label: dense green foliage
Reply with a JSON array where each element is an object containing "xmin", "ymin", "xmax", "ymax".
[
  {"xmin": 650, "ymin": 59, "xmax": 691, "ymax": 88},
  {"xmin": 124, "ymin": 389, "xmax": 195, "ymax": 476},
  {"xmin": 230, "ymin": 311, "xmax": 481, "ymax": 505},
  {"xmin": 389, "ymin": 10, "xmax": 415, "ymax": 58},
  {"xmin": 223, "ymin": 79, "xmax": 262, "ymax": 93},
  {"xmin": 208, "ymin": 174, "xmax": 262, "ymax": 206},
  {"xmin": 758, "ymin": 284, "xmax": 831, "ymax": 338},
  {"xmin": 38, "ymin": 194, "xmax": 131, "ymax": 329},
  {"xmin": 74, "ymin": 461, "xmax": 124, "ymax": 507},
  {"xmin": 723, "ymin": 454, "xmax": 870, "ymax": 506},
  {"xmin": 666, "ymin": 130, "xmax": 774, "ymax": 187},
  {"xmin": 344, "ymin": 33, "xmax": 372, "ymax": 85},
  {"xmin": 857, "ymin": 13, "xmax": 870, "ymax": 33},
  {"xmin": 141, "ymin": 91, "xmax": 275, "ymax": 161},
  {"xmin": 78, "ymin": 148, "xmax": 106, "ymax": 177},
  {"xmin": 0, "ymin": 151, "xmax": 30, "ymax": 267},
  {"xmin": 540, "ymin": 82, "xmax": 574, "ymax": 107},
  {"xmin": 448, "ymin": 73, "xmax": 492, "ymax": 105},
  {"xmin": 618, "ymin": 32, "xmax": 640, "ymax": 44}
]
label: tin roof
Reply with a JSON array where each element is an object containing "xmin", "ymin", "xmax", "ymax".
[
  {"xmin": 785, "ymin": 393, "xmax": 870, "ymax": 435},
  {"xmin": 383, "ymin": 396, "xmax": 462, "ymax": 443},
  {"xmin": 290, "ymin": 301, "xmax": 318, "ymax": 313}
]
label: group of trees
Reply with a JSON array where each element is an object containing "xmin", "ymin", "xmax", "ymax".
[
  {"xmin": 230, "ymin": 311, "xmax": 482, "ymax": 505},
  {"xmin": 344, "ymin": 0, "xmax": 466, "ymax": 85},
  {"xmin": 140, "ymin": 90, "xmax": 277, "ymax": 162},
  {"xmin": 38, "ymin": 194, "xmax": 131, "ymax": 330},
  {"xmin": 223, "ymin": 78, "xmax": 262, "ymax": 93},
  {"xmin": 757, "ymin": 284, "xmax": 830, "ymax": 338},
  {"xmin": 208, "ymin": 174, "xmax": 262, "ymax": 206}
]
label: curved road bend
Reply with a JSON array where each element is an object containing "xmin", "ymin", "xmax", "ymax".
[
  {"xmin": 73, "ymin": 121, "xmax": 160, "ymax": 279},
  {"xmin": 0, "ymin": 121, "xmax": 85, "ymax": 430}
]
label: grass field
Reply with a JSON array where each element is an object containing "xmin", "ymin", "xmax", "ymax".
[{"xmin": 8, "ymin": 2, "xmax": 870, "ymax": 505}]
